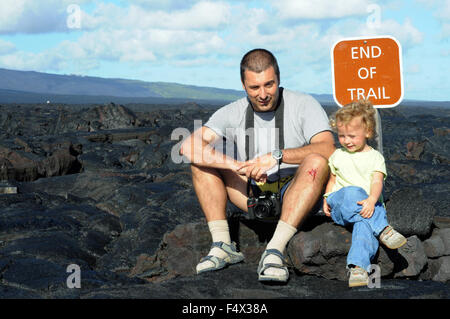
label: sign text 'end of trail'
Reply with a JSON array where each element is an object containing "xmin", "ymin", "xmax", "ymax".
[{"xmin": 331, "ymin": 36, "xmax": 404, "ymax": 108}]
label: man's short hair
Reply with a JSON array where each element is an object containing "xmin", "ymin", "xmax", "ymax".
[{"xmin": 240, "ymin": 48, "xmax": 280, "ymax": 83}]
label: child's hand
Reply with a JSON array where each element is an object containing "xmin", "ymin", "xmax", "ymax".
[
  {"xmin": 323, "ymin": 198, "xmax": 331, "ymax": 217},
  {"xmin": 357, "ymin": 197, "xmax": 376, "ymax": 218}
]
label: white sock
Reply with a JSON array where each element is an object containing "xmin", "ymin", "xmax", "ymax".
[
  {"xmin": 262, "ymin": 220, "xmax": 297, "ymax": 276},
  {"xmin": 196, "ymin": 220, "xmax": 231, "ymax": 272},
  {"xmin": 208, "ymin": 219, "xmax": 231, "ymax": 245}
]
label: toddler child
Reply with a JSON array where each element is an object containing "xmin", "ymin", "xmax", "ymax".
[{"xmin": 323, "ymin": 99, "xmax": 407, "ymax": 287}]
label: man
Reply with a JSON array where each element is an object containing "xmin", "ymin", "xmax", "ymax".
[{"xmin": 180, "ymin": 48, "xmax": 335, "ymax": 282}]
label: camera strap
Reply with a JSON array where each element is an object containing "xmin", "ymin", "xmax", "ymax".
[{"xmin": 245, "ymin": 87, "xmax": 284, "ymax": 197}]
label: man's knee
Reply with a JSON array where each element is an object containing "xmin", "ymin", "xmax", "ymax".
[
  {"xmin": 191, "ymin": 163, "xmax": 218, "ymax": 175},
  {"xmin": 295, "ymin": 153, "xmax": 329, "ymax": 181},
  {"xmin": 190, "ymin": 163, "xmax": 198, "ymax": 174},
  {"xmin": 303, "ymin": 153, "xmax": 328, "ymax": 170},
  {"xmin": 190, "ymin": 164, "xmax": 224, "ymax": 185}
]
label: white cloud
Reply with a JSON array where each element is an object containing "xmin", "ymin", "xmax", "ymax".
[
  {"xmin": 71, "ymin": 27, "xmax": 225, "ymax": 62},
  {"xmin": 0, "ymin": 0, "xmax": 233, "ymax": 34},
  {"xmin": 415, "ymin": 0, "xmax": 436, "ymax": 7},
  {"xmin": 273, "ymin": 0, "xmax": 372, "ymax": 19},
  {"xmin": 0, "ymin": 26, "xmax": 226, "ymax": 72},
  {"xmin": 0, "ymin": 39, "xmax": 101, "ymax": 72},
  {"xmin": 0, "ymin": 39, "xmax": 16, "ymax": 55},
  {"xmin": 442, "ymin": 22, "xmax": 450, "ymax": 37},
  {"xmin": 0, "ymin": 50, "xmax": 61, "ymax": 71},
  {"xmin": 81, "ymin": 1, "xmax": 231, "ymax": 31},
  {"xmin": 417, "ymin": 0, "xmax": 450, "ymax": 38},
  {"xmin": 0, "ymin": 0, "xmax": 30, "ymax": 33},
  {"xmin": 348, "ymin": 18, "xmax": 424, "ymax": 49},
  {"xmin": 440, "ymin": 0, "xmax": 450, "ymax": 18},
  {"xmin": 56, "ymin": 0, "xmax": 230, "ymax": 64},
  {"xmin": 0, "ymin": 0, "xmax": 93, "ymax": 34},
  {"xmin": 0, "ymin": 0, "xmax": 230, "ymax": 72},
  {"xmin": 126, "ymin": 1, "xmax": 231, "ymax": 30},
  {"xmin": 124, "ymin": 0, "xmax": 199, "ymax": 10},
  {"xmin": 440, "ymin": 0, "xmax": 450, "ymax": 37}
]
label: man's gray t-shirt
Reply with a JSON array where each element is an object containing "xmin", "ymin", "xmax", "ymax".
[{"xmin": 204, "ymin": 88, "xmax": 331, "ymax": 181}]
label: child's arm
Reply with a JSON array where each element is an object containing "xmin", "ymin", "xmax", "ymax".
[
  {"xmin": 323, "ymin": 173, "xmax": 336, "ymax": 217},
  {"xmin": 357, "ymin": 171, "xmax": 384, "ymax": 218}
]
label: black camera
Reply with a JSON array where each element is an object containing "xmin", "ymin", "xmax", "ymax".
[{"xmin": 247, "ymin": 191, "xmax": 281, "ymax": 221}]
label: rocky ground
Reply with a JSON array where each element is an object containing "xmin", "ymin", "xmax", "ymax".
[{"xmin": 0, "ymin": 102, "xmax": 449, "ymax": 299}]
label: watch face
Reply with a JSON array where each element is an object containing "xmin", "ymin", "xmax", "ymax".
[{"xmin": 273, "ymin": 150, "xmax": 282, "ymax": 160}]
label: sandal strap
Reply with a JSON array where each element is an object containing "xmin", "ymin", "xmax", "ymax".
[
  {"xmin": 199, "ymin": 255, "xmax": 226, "ymax": 268},
  {"xmin": 211, "ymin": 241, "xmax": 232, "ymax": 249},
  {"xmin": 263, "ymin": 249, "xmax": 286, "ymax": 262},
  {"xmin": 259, "ymin": 263, "xmax": 287, "ymax": 272},
  {"xmin": 209, "ymin": 241, "xmax": 244, "ymax": 262},
  {"xmin": 197, "ymin": 242, "xmax": 244, "ymax": 274},
  {"xmin": 257, "ymin": 249, "xmax": 288, "ymax": 276},
  {"xmin": 211, "ymin": 241, "xmax": 239, "ymax": 254}
]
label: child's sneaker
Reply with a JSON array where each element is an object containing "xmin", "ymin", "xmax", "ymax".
[
  {"xmin": 379, "ymin": 225, "xmax": 407, "ymax": 249},
  {"xmin": 348, "ymin": 266, "xmax": 368, "ymax": 288}
]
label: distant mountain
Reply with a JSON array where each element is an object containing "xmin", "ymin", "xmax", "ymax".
[
  {"xmin": 0, "ymin": 88, "xmax": 238, "ymax": 106},
  {"xmin": 1, "ymin": 68, "xmax": 447, "ymax": 107},
  {"xmin": 0, "ymin": 68, "xmax": 338, "ymax": 105},
  {"xmin": 0, "ymin": 68, "xmax": 246, "ymax": 103}
]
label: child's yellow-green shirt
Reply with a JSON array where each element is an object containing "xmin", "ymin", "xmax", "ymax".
[{"xmin": 325, "ymin": 147, "xmax": 387, "ymax": 200}]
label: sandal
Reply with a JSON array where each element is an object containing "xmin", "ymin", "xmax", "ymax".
[
  {"xmin": 348, "ymin": 266, "xmax": 369, "ymax": 287},
  {"xmin": 257, "ymin": 249, "xmax": 289, "ymax": 283},
  {"xmin": 379, "ymin": 225, "xmax": 407, "ymax": 249},
  {"xmin": 196, "ymin": 241, "xmax": 244, "ymax": 274}
]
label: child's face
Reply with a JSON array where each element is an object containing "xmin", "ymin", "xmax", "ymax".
[{"xmin": 336, "ymin": 116, "xmax": 370, "ymax": 152}]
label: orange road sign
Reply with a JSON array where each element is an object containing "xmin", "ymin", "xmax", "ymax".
[{"xmin": 331, "ymin": 36, "xmax": 403, "ymax": 108}]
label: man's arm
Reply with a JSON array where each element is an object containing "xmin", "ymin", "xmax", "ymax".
[
  {"xmin": 179, "ymin": 126, "xmax": 242, "ymax": 170},
  {"xmin": 237, "ymin": 130, "xmax": 335, "ymax": 182},
  {"xmin": 282, "ymin": 130, "xmax": 336, "ymax": 164}
]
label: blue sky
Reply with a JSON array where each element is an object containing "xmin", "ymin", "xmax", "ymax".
[{"xmin": 0, "ymin": 0, "xmax": 449, "ymax": 102}]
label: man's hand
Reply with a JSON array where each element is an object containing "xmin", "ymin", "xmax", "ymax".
[
  {"xmin": 357, "ymin": 197, "xmax": 377, "ymax": 218},
  {"xmin": 323, "ymin": 198, "xmax": 331, "ymax": 217},
  {"xmin": 235, "ymin": 153, "xmax": 276, "ymax": 183}
]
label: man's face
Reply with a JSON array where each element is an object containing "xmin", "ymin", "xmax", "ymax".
[{"xmin": 242, "ymin": 66, "xmax": 279, "ymax": 112}]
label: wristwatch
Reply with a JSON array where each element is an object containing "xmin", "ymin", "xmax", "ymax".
[{"xmin": 272, "ymin": 149, "xmax": 283, "ymax": 163}]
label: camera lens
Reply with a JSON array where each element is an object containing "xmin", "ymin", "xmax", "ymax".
[{"xmin": 254, "ymin": 200, "xmax": 273, "ymax": 219}]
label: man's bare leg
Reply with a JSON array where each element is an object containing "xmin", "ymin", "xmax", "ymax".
[
  {"xmin": 261, "ymin": 154, "xmax": 329, "ymax": 279},
  {"xmin": 191, "ymin": 165, "xmax": 248, "ymax": 220},
  {"xmin": 191, "ymin": 165, "xmax": 228, "ymax": 222},
  {"xmin": 281, "ymin": 154, "xmax": 329, "ymax": 226},
  {"xmin": 191, "ymin": 165, "xmax": 248, "ymax": 273}
]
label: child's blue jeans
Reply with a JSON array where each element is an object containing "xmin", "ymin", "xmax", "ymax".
[{"xmin": 326, "ymin": 186, "xmax": 389, "ymax": 272}]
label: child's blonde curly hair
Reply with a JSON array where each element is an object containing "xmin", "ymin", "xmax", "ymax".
[{"xmin": 330, "ymin": 99, "xmax": 377, "ymax": 139}]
